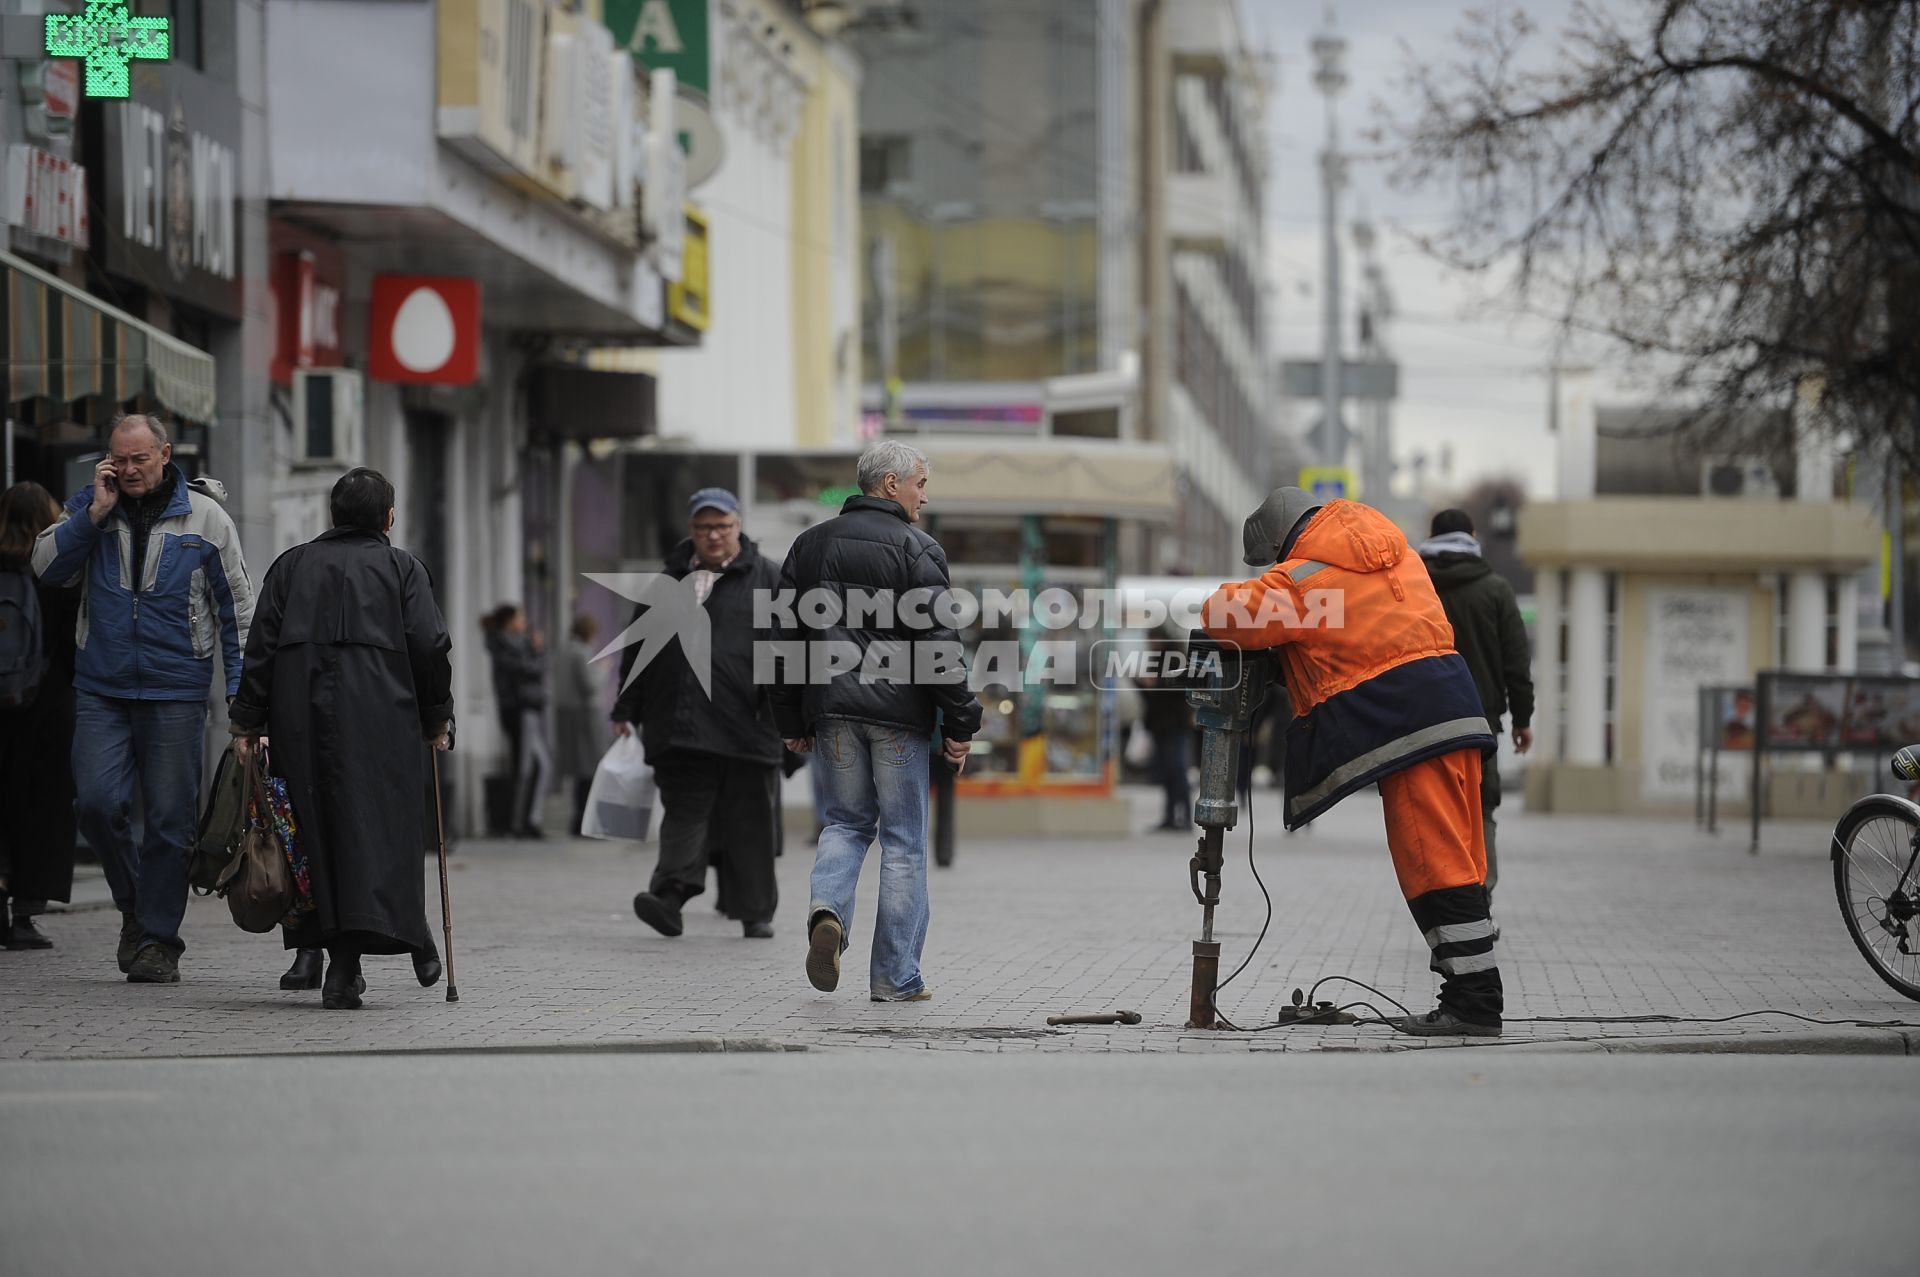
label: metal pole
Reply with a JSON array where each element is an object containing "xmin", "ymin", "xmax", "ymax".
[
  {"xmin": 1318, "ymin": 108, "xmax": 1342, "ymax": 467},
  {"xmin": 1312, "ymin": 23, "xmax": 1348, "ymax": 469},
  {"xmin": 3, "ymin": 418, "xmax": 13, "ymax": 489},
  {"xmin": 1891, "ymin": 455, "xmax": 1906, "ymax": 669}
]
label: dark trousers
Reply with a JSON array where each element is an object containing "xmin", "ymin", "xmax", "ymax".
[
  {"xmin": 0, "ymin": 684, "xmax": 77, "ymax": 910},
  {"xmin": 650, "ymin": 753, "xmax": 778, "ymax": 924},
  {"xmin": 1152, "ymin": 729, "xmax": 1191, "ymax": 825}
]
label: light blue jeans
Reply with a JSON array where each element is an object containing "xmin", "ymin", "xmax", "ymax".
[{"xmin": 808, "ymin": 718, "xmax": 932, "ymax": 999}]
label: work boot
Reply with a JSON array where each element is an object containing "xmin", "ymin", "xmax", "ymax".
[
  {"xmin": 7, "ymin": 914, "xmax": 53, "ymax": 950},
  {"xmin": 322, "ymin": 955, "xmax": 366, "ymax": 1010},
  {"xmin": 280, "ymin": 948, "xmax": 324, "ymax": 990},
  {"xmin": 1395, "ymin": 1007, "xmax": 1501, "ymax": 1038},
  {"xmin": 633, "ymin": 891, "xmax": 684, "ymax": 937},
  {"xmin": 126, "ymin": 943, "xmax": 180, "ymax": 984},
  {"xmin": 117, "ymin": 912, "xmax": 142, "ymax": 973},
  {"xmin": 805, "ymin": 913, "xmax": 842, "ymax": 992}
]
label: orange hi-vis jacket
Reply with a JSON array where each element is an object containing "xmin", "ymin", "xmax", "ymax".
[{"xmin": 1203, "ymin": 499, "xmax": 1494, "ymax": 828}]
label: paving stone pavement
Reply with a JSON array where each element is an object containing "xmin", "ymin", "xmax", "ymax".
[{"xmin": 4, "ymin": 787, "xmax": 1918, "ymax": 1060}]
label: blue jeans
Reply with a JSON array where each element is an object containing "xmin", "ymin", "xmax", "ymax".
[
  {"xmin": 808, "ymin": 719, "xmax": 931, "ymax": 999},
  {"xmin": 72, "ymin": 691, "xmax": 208, "ymax": 954}
]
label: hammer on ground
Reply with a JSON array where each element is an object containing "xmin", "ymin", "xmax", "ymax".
[{"xmin": 1046, "ymin": 1010, "xmax": 1144, "ymax": 1026}]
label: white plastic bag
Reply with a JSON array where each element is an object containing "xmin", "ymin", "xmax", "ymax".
[
  {"xmin": 580, "ymin": 735, "xmax": 655, "ymax": 841},
  {"xmin": 1124, "ymin": 722, "xmax": 1155, "ymax": 769}
]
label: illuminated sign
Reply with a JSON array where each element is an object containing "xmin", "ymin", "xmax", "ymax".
[{"xmin": 44, "ymin": 1, "xmax": 170, "ymax": 100}]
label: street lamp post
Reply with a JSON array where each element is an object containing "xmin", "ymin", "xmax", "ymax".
[{"xmin": 1312, "ymin": 21, "xmax": 1348, "ymax": 471}]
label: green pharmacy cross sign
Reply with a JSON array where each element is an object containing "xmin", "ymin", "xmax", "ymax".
[{"xmin": 45, "ymin": 1, "xmax": 170, "ymax": 100}]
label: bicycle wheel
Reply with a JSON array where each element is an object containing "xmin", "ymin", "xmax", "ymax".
[{"xmin": 1832, "ymin": 800, "xmax": 1920, "ymax": 1002}]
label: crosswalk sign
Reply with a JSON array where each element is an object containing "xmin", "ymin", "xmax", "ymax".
[{"xmin": 1298, "ymin": 466, "xmax": 1354, "ymax": 502}]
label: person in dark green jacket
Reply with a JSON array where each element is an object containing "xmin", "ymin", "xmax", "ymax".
[{"xmin": 1418, "ymin": 509, "xmax": 1534, "ymax": 906}]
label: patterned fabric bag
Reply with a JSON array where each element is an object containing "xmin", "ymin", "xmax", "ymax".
[{"xmin": 252, "ymin": 775, "xmax": 316, "ymax": 928}]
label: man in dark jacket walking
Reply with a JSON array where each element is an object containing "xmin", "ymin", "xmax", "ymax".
[
  {"xmin": 615, "ymin": 488, "xmax": 784, "ymax": 939},
  {"xmin": 1418, "ymin": 509, "xmax": 1534, "ymax": 907},
  {"xmin": 773, "ymin": 441, "xmax": 982, "ymax": 1002}
]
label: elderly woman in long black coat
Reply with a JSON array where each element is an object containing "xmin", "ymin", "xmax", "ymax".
[{"xmin": 229, "ymin": 468, "xmax": 454, "ymax": 1010}]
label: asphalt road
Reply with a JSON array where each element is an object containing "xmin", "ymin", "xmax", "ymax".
[{"xmin": 2, "ymin": 1050, "xmax": 1913, "ymax": 1276}]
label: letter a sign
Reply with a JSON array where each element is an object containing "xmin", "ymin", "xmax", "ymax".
[{"xmin": 606, "ymin": 0, "xmax": 708, "ymax": 96}]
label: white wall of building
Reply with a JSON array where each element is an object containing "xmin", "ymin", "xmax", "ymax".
[{"xmin": 650, "ymin": 2, "xmax": 808, "ymax": 451}]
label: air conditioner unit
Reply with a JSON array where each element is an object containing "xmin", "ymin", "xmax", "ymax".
[
  {"xmin": 292, "ymin": 368, "xmax": 365, "ymax": 468},
  {"xmin": 1699, "ymin": 456, "xmax": 1778, "ymax": 499}
]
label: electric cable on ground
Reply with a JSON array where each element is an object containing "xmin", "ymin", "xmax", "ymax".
[{"xmin": 1200, "ymin": 731, "xmax": 1920, "ymax": 1034}]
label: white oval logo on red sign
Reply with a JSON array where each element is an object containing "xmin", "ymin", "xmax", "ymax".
[{"xmin": 369, "ymin": 275, "xmax": 482, "ymax": 385}]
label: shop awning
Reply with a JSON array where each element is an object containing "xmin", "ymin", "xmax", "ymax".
[
  {"xmin": 1, "ymin": 249, "xmax": 219, "ymax": 425},
  {"xmin": 918, "ymin": 438, "xmax": 1177, "ymax": 520}
]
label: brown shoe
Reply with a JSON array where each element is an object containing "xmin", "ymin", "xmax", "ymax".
[
  {"xmin": 870, "ymin": 987, "xmax": 932, "ymax": 1003},
  {"xmin": 805, "ymin": 914, "xmax": 841, "ymax": 992}
]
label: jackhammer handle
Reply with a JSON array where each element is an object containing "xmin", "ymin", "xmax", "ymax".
[{"xmin": 1047, "ymin": 1011, "xmax": 1144, "ymax": 1026}]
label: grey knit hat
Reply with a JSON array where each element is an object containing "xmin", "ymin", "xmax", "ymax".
[{"xmin": 1241, "ymin": 485, "xmax": 1323, "ymax": 567}]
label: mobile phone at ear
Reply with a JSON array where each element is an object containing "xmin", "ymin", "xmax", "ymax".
[{"xmin": 104, "ymin": 474, "xmax": 118, "ymax": 492}]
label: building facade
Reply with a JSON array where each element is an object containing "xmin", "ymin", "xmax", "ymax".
[
  {"xmin": 265, "ymin": 0, "xmax": 684, "ymax": 832},
  {"xmin": 1520, "ymin": 373, "xmax": 1881, "ymax": 817}
]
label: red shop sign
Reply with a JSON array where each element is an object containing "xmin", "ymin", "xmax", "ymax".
[{"xmin": 368, "ymin": 275, "xmax": 482, "ymax": 385}]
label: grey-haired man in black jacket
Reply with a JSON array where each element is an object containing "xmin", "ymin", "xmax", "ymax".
[{"xmin": 773, "ymin": 441, "xmax": 981, "ymax": 1002}]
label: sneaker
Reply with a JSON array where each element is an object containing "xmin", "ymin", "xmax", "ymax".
[
  {"xmin": 117, "ymin": 913, "xmax": 142, "ymax": 973},
  {"xmin": 633, "ymin": 892, "xmax": 684, "ymax": 938},
  {"xmin": 871, "ymin": 987, "xmax": 932, "ymax": 1003},
  {"xmin": 1395, "ymin": 1007, "xmax": 1500, "ymax": 1037},
  {"xmin": 6, "ymin": 916, "xmax": 53, "ymax": 950},
  {"xmin": 126, "ymin": 943, "xmax": 180, "ymax": 984},
  {"xmin": 805, "ymin": 914, "xmax": 842, "ymax": 992}
]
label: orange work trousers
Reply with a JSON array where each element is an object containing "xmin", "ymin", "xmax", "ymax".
[{"xmin": 1378, "ymin": 749, "xmax": 1487, "ymax": 902}]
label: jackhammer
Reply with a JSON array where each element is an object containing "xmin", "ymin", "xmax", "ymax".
[{"xmin": 1183, "ymin": 640, "xmax": 1271, "ymax": 1029}]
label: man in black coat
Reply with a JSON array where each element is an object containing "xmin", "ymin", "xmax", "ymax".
[
  {"xmin": 229, "ymin": 468, "xmax": 454, "ymax": 1010},
  {"xmin": 773, "ymin": 441, "xmax": 982, "ymax": 1002},
  {"xmin": 615, "ymin": 488, "xmax": 783, "ymax": 939},
  {"xmin": 1417, "ymin": 508, "xmax": 1535, "ymax": 907}
]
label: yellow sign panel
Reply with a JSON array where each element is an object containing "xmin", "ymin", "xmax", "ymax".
[
  {"xmin": 668, "ymin": 205, "xmax": 709, "ymax": 332},
  {"xmin": 1298, "ymin": 466, "xmax": 1355, "ymax": 502}
]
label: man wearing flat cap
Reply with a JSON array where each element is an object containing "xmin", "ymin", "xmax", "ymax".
[
  {"xmin": 1202, "ymin": 487, "xmax": 1503, "ymax": 1036},
  {"xmin": 614, "ymin": 488, "xmax": 784, "ymax": 939}
]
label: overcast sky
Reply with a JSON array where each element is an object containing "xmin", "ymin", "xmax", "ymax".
[{"xmin": 1241, "ymin": 0, "xmax": 1644, "ymax": 500}]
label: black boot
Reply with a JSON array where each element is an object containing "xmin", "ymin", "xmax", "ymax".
[
  {"xmin": 7, "ymin": 914, "xmax": 52, "ymax": 949},
  {"xmin": 633, "ymin": 889, "xmax": 685, "ymax": 937},
  {"xmin": 280, "ymin": 948, "xmax": 324, "ymax": 990},
  {"xmin": 322, "ymin": 951, "xmax": 366, "ymax": 1010},
  {"xmin": 116, "ymin": 912, "xmax": 142, "ymax": 974},
  {"xmin": 412, "ymin": 936, "xmax": 443, "ymax": 987}
]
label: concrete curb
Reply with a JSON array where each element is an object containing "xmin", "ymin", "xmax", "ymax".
[
  {"xmin": 15, "ymin": 1036, "xmax": 811, "ymax": 1064},
  {"xmin": 1489, "ymin": 1030, "xmax": 1915, "ymax": 1056}
]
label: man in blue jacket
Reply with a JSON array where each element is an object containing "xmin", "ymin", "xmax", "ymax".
[{"xmin": 32, "ymin": 414, "xmax": 254, "ymax": 984}]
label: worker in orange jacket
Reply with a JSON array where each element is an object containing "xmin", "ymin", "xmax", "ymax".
[{"xmin": 1204, "ymin": 487, "xmax": 1502, "ymax": 1036}]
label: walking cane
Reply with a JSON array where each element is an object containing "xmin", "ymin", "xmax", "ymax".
[{"xmin": 430, "ymin": 749, "xmax": 460, "ymax": 1003}]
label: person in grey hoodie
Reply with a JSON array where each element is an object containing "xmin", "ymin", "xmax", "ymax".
[{"xmin": 1417, "ymin": 509, "xmax": 1534, "ymax": 907}]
